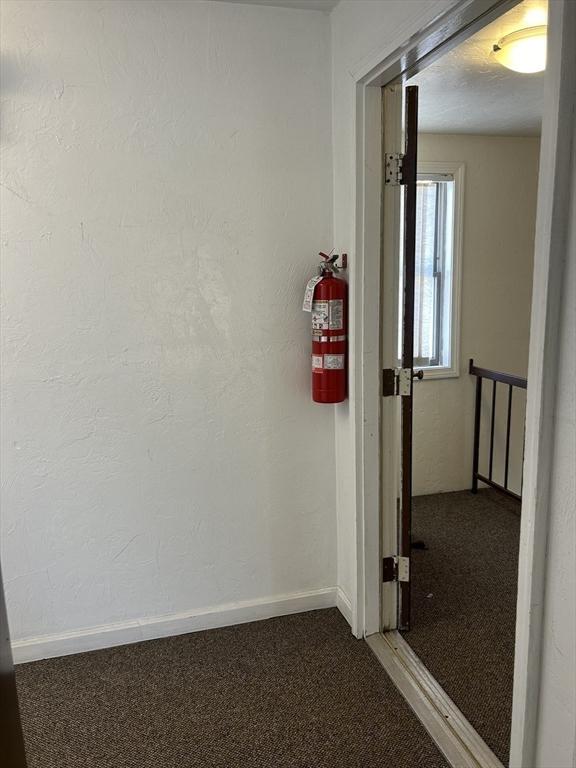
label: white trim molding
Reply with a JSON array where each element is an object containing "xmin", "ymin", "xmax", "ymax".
[
  {"xmin": 12, "ymin": 587, "xmax": 341, "ymax": 664},
  {"xmin": 336, "ymin": 587, "xmax": 353, "ymax": 625},
  {"xmin": 510, "ymin": 1, "xmax": 576, "ymax": 765},
  {"xmin": 367, "ymin": 631, "xmax": 504, "ymax": 768}
]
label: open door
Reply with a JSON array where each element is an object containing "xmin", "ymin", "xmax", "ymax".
[
  {"xmin": 398, "ymin": 85, "xmax": 419, "ymax": 631},
  {"xmin": 0, "ymin": 562, "xmax": 27, "ymax": 767},
  {"xmin": 381, "ymin": 84, "xmax": 419, "ymax": 631}
]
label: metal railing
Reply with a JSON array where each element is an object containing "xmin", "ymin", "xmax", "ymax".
[{"xmin": 469, "ymin": 359, "xmax": 527, "ymax": 502}]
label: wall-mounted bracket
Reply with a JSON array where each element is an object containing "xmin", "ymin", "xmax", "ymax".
[{"xmin": 318, "ymin": 252, "xmax": 348, "ymax": 272}]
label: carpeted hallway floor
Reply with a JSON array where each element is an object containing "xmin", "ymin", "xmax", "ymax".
[
  {"xmin": 16, "ymin": 608, "xmax": 449, "ymax": 768},
  {"xmin": 407, "ymin": 489, "xmax": 521, "ymax": 767}
]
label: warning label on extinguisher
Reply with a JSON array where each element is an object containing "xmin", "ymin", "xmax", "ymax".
[
  {"xmin": 312, "ymin": 301, "xmax": 329, "ymax": 330},
  {"xmin": 312, "ymin": 354, "xmax": 344, "ymax": 372},
  {"xmin": 312, "ymin": 299, "xmax": 344, "ymax": 331},
  {"xmin": 328, "ymin": 299, "xmax": 343, "ymax": 330},
  {"xmin": 324, "ymin": 354, "xmax": 345, "ymax": 370}
]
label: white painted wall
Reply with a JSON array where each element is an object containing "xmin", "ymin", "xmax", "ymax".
[
  {"xmin": 2, "ymin": 2, "xmax": 574, "ymax": 759},
  {"xmin": 0, "ymin": 0, "xmax": 336, "ymax": 651},
  {"xmin": 413, "ymin": 134, "xmax": 540, "ymax": 497}
]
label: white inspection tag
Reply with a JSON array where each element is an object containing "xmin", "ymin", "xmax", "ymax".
[
  {"xmin": 312, "ymin": 355, "xmax": 323, "ymax": 371},
  {"xmin": 302, "ymin": 276, "xmax": 323, "ymax": 312}
]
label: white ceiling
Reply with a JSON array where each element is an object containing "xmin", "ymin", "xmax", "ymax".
[
  {"xmin": 212, "ymin": 0, "xmax": 339, "ymax": 11},
  {"xmin": 409, "ymin": 0, "xmax": 546, "ymax": 136}
]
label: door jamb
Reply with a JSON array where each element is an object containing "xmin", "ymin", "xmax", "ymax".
[
  {"xmin": 353, "ymin": 0, "xmax": 520, "ymax": 640},
  {"xmin": 352, "ymin": 1, "xmax": 575, "ymax": 766}
]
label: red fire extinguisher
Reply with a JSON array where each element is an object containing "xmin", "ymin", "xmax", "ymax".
[{"xmin": 303, "ymin": 252, "xmax": 348, "ymax": 403}]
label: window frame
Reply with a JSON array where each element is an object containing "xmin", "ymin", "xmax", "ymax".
[{"xmin": 414, "ymin": 160, "xmax": 465, "ymax": 380}]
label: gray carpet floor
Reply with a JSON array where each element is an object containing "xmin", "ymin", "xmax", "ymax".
[
  {"xmin": 17, "ymin": 608, "xmax": 449, "ymax": 768},
  {"xmin": 408, "ymin": 489, "xmax": 521, "ymax": 767}
]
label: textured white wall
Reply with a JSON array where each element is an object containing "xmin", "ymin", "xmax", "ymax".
[
  {"xmin": 0, "ymin": 0, "xmax": 335, "ymax": 644},
  {"xmin": 413, "ymin": 134, "xmax": 540, "ymax": 496}
]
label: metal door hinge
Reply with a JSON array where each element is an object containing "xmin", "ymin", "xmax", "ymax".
[
  {"xmin": 382, "ymin": 556, "xmax": 410, "ymax": 583},
  {"xmin": 385, "ymin": 153, "xmax": 405, "ymax": 186},
  {"xmin": 382, "ymin": 367, "xmax": 412, "ymax": 397}
]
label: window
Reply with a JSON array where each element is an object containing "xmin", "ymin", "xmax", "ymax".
[{"xmin": 399, "ymin": 162, "xmax": 463, "ymax": 378}]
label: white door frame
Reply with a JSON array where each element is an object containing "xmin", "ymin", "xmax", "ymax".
[{"xmin": 351, "ymin": 1, "xmax": 576, "ymax": 766}]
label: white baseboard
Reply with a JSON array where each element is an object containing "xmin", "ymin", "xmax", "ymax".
[
  {"xmin": 12, "ymin": 586, "xmax": 341, "ymax": 664},
  {"xmin": 336, "ymin": 587, "xmax": 353, "ymax": 625}
]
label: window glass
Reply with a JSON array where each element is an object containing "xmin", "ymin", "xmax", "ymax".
[{"xmin": 412, "ymin": 174, "xmax": 455, "ymax": 370}]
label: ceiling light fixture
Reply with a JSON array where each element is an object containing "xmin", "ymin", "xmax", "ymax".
[{"xmin": 492, "ymin": 25, "xmax": 547, "ymax": 73}]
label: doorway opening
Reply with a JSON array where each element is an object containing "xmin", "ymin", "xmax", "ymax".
[
  {"xmin": 401, "ymin": 4, "xmax": 544, "ymax": 763},
  {"xmin": 364, "ymin": 1, "xmax": 555, "ymax": 767}
]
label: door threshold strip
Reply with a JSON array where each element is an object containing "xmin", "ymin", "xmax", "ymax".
[{"xmin": 366, "ymin": 631, "xmax": 504, "ymax": 768}]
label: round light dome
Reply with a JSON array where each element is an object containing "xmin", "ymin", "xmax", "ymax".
[{"xmin": 492, "ymin": 25, "xmax": 547, "ymax": 73}]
